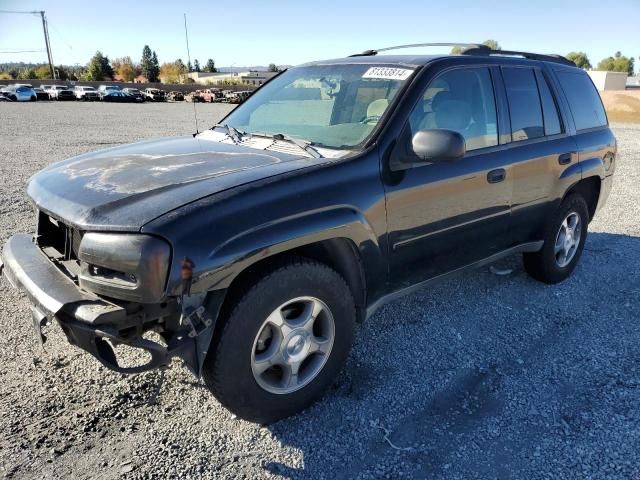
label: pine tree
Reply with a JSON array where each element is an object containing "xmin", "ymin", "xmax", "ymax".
[
  {"xmin": 204, "ymin": 59, "xmax": 216, "ymax": 73},
  {"xmin": 194, "ymin": 59, "xmax": 200, "ymax": 72},
  {"xmin": 150, "ymin": 51, "xmax": 160, "ymax": 82},
  {"xmin": 140, "ymin": 45, "xmax": 153, "ymax": 81}
]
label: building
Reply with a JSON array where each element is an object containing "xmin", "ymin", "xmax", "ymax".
[
  {"xmin": 587, "ymin": 71, "xmax": 628, "ymax": 91},
  {"xmin": 240, "ymin": 71, "xmax": 279, "ymax": 86},
  {"xmin": 186, "ymin": 71, "xmax": 278, "ymax": 86},
  {"xmin": 627, "ymin": 76, "xmax": 640, "ymax": 89}
]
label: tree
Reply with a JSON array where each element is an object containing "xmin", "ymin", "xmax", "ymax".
[
  {"xmin": 187, "ymin": 60, "xmax": 193, "ymax": 72},
  {"xmin": 159, "ymin": 59, "xmax": 188, "ymax": 84},
  {"xmin": 16, "ymin": 67, "xmax": 36, "ymax": 80},
  {"xmin": 55, "ymin": 65, "xmax": 69, "ymax": 81},
  {"xmin": 268, "ymin": 63, "xmax": 278, "ymax": 72},
  {"xmin": 482, "ymin": 39, "xmax": 500, "ymax": 51},
  {"xmin": 35, "ymin": 65, "xmax": 52, "ymax": 79},
  {"xmin": 140, "ymin": 45, "xmax": 159, "ymax": 82},
  {"xmin": 82, "ymin": 51, "xmax": 113, "ymax": 80},
  {"xmin": 150, "ymin": 51, "xmax": 160, "ymax": 82},
  {"xmin": 112, "ymin": 56, "xmax": 137, "ymax": 82},
  {"xmin": 194, "ymin": 59, "xmax": 200, "ymax": 72},
  {"xmin": 175, "ymin": 58, "xmax": 187, "ymax": 74},
  {"xmin": 203, "ymin": 58, "xmax": 217, "ymax": 73},
  {"xmin": 566, "ymin": 52, "xmax": 591, "ymax": 70},
  {"xmin": 451, "ymin": 39, "xmax": 501, "ymax": 54},
  {"xmin": 597, "ymin": 51, "xmax": 634, "ymax": 75}
]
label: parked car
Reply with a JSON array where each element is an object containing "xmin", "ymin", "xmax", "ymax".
[
  {"xmin": 74, "ymin": 86, "xmax": 99, "ymax": 101},
  {"xmin": 0, "ymin": 85, "xmax": 37, "ymax": 102},
  {"xmin": 46, "ymin": 85, "xmax": 75, "ymax": 101},
  {"xmin": 185, "ymin": 90, "xmax": 204, "ymax": 103},
  {"xmin": 225, "ymin": 91, "xmax": 248, "ymax": 104},
  {"xmin": 0, "ymin": 43, "xmax": 616, "ymax": 424},
  {"xmin": 122, "ymin": 88, "xmax": 146, "ymax": 102},
  {"xmin": 97, "ymin": 85, "xmax": 122, "ymax": 100},
  {"xmin": 100, "ymin": 91, "xmax": 137, "ymax": 103},
  {"xmin": 142, "ymin": 88, "xmax": 166, "ymax": 101},
  {"xmin": 167, "ymin": 91, "xmax": 184, "ymax": 102},
  {"xmin": 32, "ymin": 87, "xmax": 50, "ymax": 101},
  {"xmin": 200, "ymin": 88, "xmax": 222, "ymax": 103}
]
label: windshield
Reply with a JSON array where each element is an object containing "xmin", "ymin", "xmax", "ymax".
[{"xmin": 221, "ymin": 64, "xmax": 415, "ymax": 149}]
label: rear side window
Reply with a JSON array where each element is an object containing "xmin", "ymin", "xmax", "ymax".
[
  {"xmin": 502, "ymin": 67, "xmax": 544, "ymax": 141},
  {"xmin": 535, "ymin": 72, "xmax": 562, "ymax": 136},
  {"xmin": 556, "ymin": 71, "xmax": 607, "ymax": 131}
]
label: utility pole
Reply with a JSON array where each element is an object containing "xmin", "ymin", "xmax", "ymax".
[{"xmin": 39, "ymin": 11, "xmax": 55, "ymax": 79}]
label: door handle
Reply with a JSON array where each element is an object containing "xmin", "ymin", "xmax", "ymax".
[
  {"xmin": 487, "ymin": 168, "xmax": 506, "ymax": 184},
  {"xmin": 558, "ymin": 152, "xmax": 573, "ymax": 165}
]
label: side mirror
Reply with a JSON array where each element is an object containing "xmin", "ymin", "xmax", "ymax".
[{"xmin": 411, "ymin": 129, "xmax": 465, "ymax": 162}]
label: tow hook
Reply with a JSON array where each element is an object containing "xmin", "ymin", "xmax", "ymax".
[{"xmin": 181, "ymin": 305, "xmax": 213, "ymax": 338}]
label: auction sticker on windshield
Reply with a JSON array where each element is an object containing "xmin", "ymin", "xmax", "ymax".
[{"xmin": 362, "ymin": 67, "xmax": 414, "ymax": 80}]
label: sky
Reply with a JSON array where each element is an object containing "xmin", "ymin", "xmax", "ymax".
[{"xmin": 0, "ymin": 0, "xmax": 638, "ymax": 72}]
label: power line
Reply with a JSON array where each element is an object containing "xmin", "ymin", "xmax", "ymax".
[
  {"xmin": 0, "ymin": 49, "xmax": 47, "ymax": 54},
  {"xmin": 48, "ymin": 20, "xmax": 73, "ymax": 51},
  {"xmin": 0, "ymin": 10, "xmax": 41, "ymax": 15},
  {"xmin": 0, "ymin": 9, "xmax": 55, "ymax": 78}
]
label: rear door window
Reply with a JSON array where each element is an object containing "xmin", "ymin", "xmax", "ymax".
[
  {"xmin": 502, "ymin": 67, "xmax": 544, "ymax": 141},
  {"xmin": 535, "ymin": 72, "xmax": 562, "ymax": 136},
  {"xmin": 555, "ymin": 70, "xmax": 607, "ymax": 131}
]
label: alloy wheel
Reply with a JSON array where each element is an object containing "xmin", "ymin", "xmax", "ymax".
[{"xmin": 251, "ymin": 296, "xmax": 335, "ymax": 394}]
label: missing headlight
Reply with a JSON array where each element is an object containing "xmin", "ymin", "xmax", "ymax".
[{"xmin": 78, "ymin": 233, "xmax": 171, "ymax": 302}]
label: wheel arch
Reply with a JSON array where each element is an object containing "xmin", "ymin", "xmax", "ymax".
[
  {"xmin": 562, "ymin": 175, "xmax": 601, "ymax": 221},
  {"xmin": 216, "ymin": 237, "xmax": 369, "ymax": 326}
]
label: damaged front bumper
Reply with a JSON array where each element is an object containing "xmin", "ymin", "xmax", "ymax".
[{"xmin": 1, "ymin": 234, "xmax": 219, "ymax": 376}]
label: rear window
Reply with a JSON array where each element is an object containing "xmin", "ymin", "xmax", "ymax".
[
  {"xmin": 502, "ymin": 67, "xmax": 544, "ymax": 142},
  {"xmin": 556, "ymin": 71, "xmax": 607, "ymax": 131}
]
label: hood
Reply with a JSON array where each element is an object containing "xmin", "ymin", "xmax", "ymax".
[{"xmin": 28, "ymin": 135, "xmax": 320, "ymax": 231}]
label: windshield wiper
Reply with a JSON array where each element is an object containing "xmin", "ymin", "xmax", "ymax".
[
  {"xmin": 266, "ymin": 133, "xmax": 323, "ymax": 158},
  {"xmin": 213, "ymin": 123, "xmax": 244, "ymax": 144}
]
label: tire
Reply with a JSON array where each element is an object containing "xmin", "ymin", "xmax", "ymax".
[
  {"xmin": 523, "ymin": 194, "xmax": 589, "ymax": 284},
  {"xmin": 202, "ymin": 257, "xmax": 356, "ymax": 424},
  {"xmin": 30, "ymin": 96, "xmax": 36, "ymax": 102}
]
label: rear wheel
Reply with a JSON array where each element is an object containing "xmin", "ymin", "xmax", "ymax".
[
  {"xmin": 523, "ymin": 194, "xmax": 589, "ymax": 284},
  {"xmin": 202, "ymin": 257, "xmax": 356, "ymax": 424}
]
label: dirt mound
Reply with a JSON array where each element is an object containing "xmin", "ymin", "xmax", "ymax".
[{"xmin": 601, "ymin": 90, "xmax": 640, "ymax": 123}]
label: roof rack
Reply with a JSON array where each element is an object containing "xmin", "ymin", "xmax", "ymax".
[
  {"xmin": 349, "ymin": 43, "xmax": 490, "ymax": 57},
  {"xmin": 349, "ymin": 43, "xmax": 575, "ymax": 67},
  {"xmin": 462, "ymin": 47, "xmax": 575, "ymax": 67}
]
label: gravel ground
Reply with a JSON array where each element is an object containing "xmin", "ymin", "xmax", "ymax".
[{"xmin": 0, "ymin": 102, "xmax": 639, "ymax": 480}]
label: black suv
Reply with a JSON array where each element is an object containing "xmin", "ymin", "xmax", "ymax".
[{"xmin": 1, "ymin": 43, "xmax": 615, "ymax": 423}]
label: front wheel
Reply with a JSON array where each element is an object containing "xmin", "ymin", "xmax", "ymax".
[
  {"xmin": 202, "ymin": 257, "xmax": 356, "ymax": 424},
  {"xmin": 523, "ymin": 194, "xmax": 589, "ymax": 284}
]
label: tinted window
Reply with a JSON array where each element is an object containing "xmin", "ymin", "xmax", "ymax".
[
  {"xmin": 502, "ymin": 67, "xmax": 544, "ymax": 141},
  {"xmin": 409, "ymin": 67, "xmax": 498, "ymax": 151},
  {"xmin": 535, "ymin": 72, "xmax": 562, "ymax": 136},
  {"xmin": 556, "ymin": 71, "xmax": 607, "ymax": 130}
]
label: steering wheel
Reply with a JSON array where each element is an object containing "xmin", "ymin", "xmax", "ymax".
[{"xmin": 359, "ymin": 115, "xmax": 381, "ymax": 124}]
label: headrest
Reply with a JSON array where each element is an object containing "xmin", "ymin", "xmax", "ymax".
[{"xmin": 367, "ymin": 98, "xmax": 389, "ymax": 118}]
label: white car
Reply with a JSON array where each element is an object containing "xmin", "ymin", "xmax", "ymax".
[
  {"xmin": 0, "ymin": 85, "xmax": 37, "ymax": 102},
  {"xmin": 74, "ymin": 86, "xmax": 99, "ymax": 101},
  {"xmin": 45, "ymin": 85, "xmax": 75, "ymax": 100}
]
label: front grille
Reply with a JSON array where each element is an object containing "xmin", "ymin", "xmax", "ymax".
[{"xmin": 36, "ymin": 211, "xmax": 83, "ymax": 260}]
